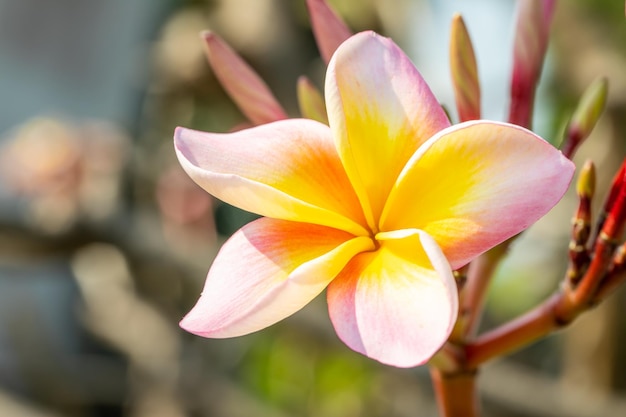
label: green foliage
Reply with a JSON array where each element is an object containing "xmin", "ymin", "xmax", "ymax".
[{"xmin": 238, "ymin": 324, "xmax": 379, "ymax": 417}]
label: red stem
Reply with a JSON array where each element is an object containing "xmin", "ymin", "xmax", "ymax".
[
  {"xmin": 430, "ymin": 368, "xmax": 480, "ymax": 417},
  {"xmin": 464, "ymin": 292, "xmax": 578, "ymax": 368},
  {"xmin": 459, "ymin": 242, "xmax": 510, "ymax": 338}
]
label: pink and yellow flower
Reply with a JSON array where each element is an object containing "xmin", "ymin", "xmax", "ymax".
[{"xmin": 175, "ymin": 31, "xmax": 574, "ymax": 367}]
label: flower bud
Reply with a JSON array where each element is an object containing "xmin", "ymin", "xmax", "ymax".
[
  {"xmin": 568, "ymin": 160, "xmax": 595, "ymax": 284},
  {"xmin": 449, "ymin": 13, "xmax": 481, "ymax": 122},
  {"xmin": 576, "ymin": 160, "xmax": 596, "ymax": 200},
  {"xmin": 307, "ymin": 0, "xmax": 352, "ymax": 64},
  {"xmin": 561, "ymin": 77, "xmax": 608, "ymax": 159},
  {"xmin": 297, "ymin": 76, "xmax": 328, "ymax": 124},
  {"xmin": 202, "ymin": 31, "xmax": 287, "ymax": 125},
  {"xmin": 508, "ymin": 0, "xmax": 556, "ymax": 128},
  {"xmin": 601, "ymin": 158, "xmax": 626, "ymax": 240}
]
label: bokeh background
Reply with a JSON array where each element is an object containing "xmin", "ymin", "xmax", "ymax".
[{"xmin": 0, "ymin": 0, "xmax": 625, "ymax": 416}]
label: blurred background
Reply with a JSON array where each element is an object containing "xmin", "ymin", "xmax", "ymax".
[{"xmin": 0, "ymin": 0, "xmax": 624, "ymax": 416}]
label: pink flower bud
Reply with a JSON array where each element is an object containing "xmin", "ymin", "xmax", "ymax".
[
  {"xmin": 508, "ymin": 0, "xmax": 556, "ymax": 128},
  {"xmin": 449, "ymin": 14, "xmax": 481, "ymax": 122},
  {"xmin": 202, "ymin": 31, "xmax": 287, "ymax": 125},
  {"xmin": 306, "ymin": 0, "xmax": 352, "ymax": 65}
]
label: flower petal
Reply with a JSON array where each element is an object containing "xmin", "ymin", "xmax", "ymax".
[
  {"xmin": 327, "ymin": 230, "xmax": 458, "ymax": 368},
  {"xmin": 381, "ymin": 120, "xmax": 575, "ymax": 269},
  {"xmin": 181, "ymin": 217, "xmax": 375, "ymax": 338},
  {"xmin": 175, "ymin": 119, "xmax": 368, "ymax": 236},
  {"xmin": 306, "ymin": 0, "xmax": 352, "ymax": 65},
  {"xmin": 202, "ymin": 31, "xmax": 287, "ymax": 125},
  {"xmin": 326, "ymin": 31, "xmax": 450, "ymax": 229}
]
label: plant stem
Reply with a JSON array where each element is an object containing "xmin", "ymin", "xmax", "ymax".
[
  {"xmin": 430, "ymin": 367, "xmax": 480, "ymax": 417},
  {"xmin": 463, "ymin": 206, "xmax": 625, "ymax": 368},
  {"xmin": 456, "ymin": 241, "xmax": 510, "ymax": 340},
  {"xmin": 464, "ymin": 293, "xmax": 565, "ymax": 368}
]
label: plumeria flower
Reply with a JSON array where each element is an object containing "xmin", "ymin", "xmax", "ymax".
[{"xmin": 175, "ymin": 31, "xmax": 574, "ymax": 367}]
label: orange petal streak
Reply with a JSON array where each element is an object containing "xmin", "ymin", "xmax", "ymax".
[
  {"xmin": 381, "ymin": 121, "xmax": 574, "ymax": 268},
  {"xmin": 175, "ymin": 119, "xmax": 369, "ymax": 236},
  {"xmin": 181, "ymin": 218, "xmax": 375, "ymax": 338}
]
